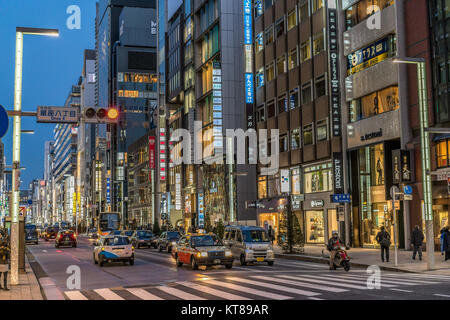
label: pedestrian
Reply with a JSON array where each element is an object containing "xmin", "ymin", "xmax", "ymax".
[
  {"xmin": 440, "ymin": 227, "xmax": 446, "ymax": 256},
  {"xmin": 411, "ymin": 225, "xmax": 424, "ymax": 261},
  {"xmin": 268, "ymin": 225, "xmax": 274, "ymax": 245},
  {"xmin": 0, "ymin": 239, "xmax": 10, "ymax": 291},
  {"xmin": 443, "ymin": 226, "xmax": 450, "ymax": 262},
  {"xmin": 375, "ymin": 226, "xmax": 391, "ymax": 262}
]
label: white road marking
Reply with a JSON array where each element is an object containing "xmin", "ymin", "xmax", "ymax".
[
  {"xmin": 227, "ymin": 277, "xmax": 321, "ymax": 297},
  {"xmin": 206, "ymin": 279, "xmax": 292, "ymax": 300},
  {"xmin": 126, "ymin": 288, "xmax": 163, "ymax": 300},
  {"xmin": 389, "ymin": 288, "xmax": 413, "ymax": 293},
  {"xmin": 253, "ymin": 275, "xmax": 348, "ymax": 293},
  {"xmin": 176, "ymin": 281, "xmax": 251, "ymax": 300},
  {"xmin": 313, "ymin": 274, "xmax": 398, "ymax": 288},
  {"xmin": 433, "ymin": 294, "xmax": 450, "ymax": 298},
  {"xmin": 308, "ymin": 297, "xmax": 324, "ymax": 300},
  {"xmin": 278, "ymin": 275, "xmax": 369, "ymax": 290},
  {"xmin": 337, "ymin": 274, "xmax": 423, "ymax": 286},
  {"xmin": 157, "ymin": 286, "xmax": 206, "ymax": 300},
  {"xmin": 342, "ymin": 273, "xmax": 438, "ymax": 285},
  {"xmin": 94, "ymin": 288, "xmax": 125, "ymax": 300},
  {"xmin": 64, "ymin": 291, "xmax": 88, "ymax": 300}
]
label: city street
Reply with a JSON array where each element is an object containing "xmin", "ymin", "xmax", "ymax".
[{"xmin": 26, "ymin": 236, "xmax": 450, "ymax": 301}]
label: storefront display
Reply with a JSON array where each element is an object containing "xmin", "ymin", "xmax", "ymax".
[
  {"xmin": 304, "ymin": 162, "xmax": 333, "ymax": 194},
  {"xmin": 259, "ymin": 213, "xmax": 279, "ymax": 244},
  {"xmin": 305, "ymin": 211, "xmax": 325, "ymax": 244},
  {"xmin": 327, "ymin": 209, "xmax": 338, "ymax": 240}
]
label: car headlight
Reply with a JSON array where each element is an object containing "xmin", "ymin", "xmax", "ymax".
[
  {"xmin": 196, "ymin": 252, "xmax": 208, "ymax": 258},
  {"xmin": 225, "ymin": 250, "xmax": 232, "ymax": 257},
  {"xmin": 171, "ymin": 241, "xmax": 176, "ymax": 245},
  {"xmin": 101, "ymin": 247, "xmax": 105, "ymax": 251}
]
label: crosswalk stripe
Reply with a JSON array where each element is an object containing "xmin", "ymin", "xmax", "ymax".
[
  {"xmin": 277, "ymin": 275, "xmax": 369, "ymax": 290},
  {"xmin": 385, "ymin": 274, "xmax": 450, "ymax": 282},
  {"xmin": 65, "ymin": 291, "xmax": 88, "ymax": 300},
  {"xmin": 176, "ymin": 281, "xmax": 251, "ymax": 300},
  {"xmin": 227, "ymin": 277, "xmax": 321, "ymax": 297},
  {"xmin": 275, "ymin": 261, "xmax": 328, "ymax": 269},
  {"xmin": 389, "ymin": 288, "xmax": 413, "ymax": 293},
  {"xmin": 94, "ymin": 288, "xmax": 125, "ymax": 300},
  {"xmin": 339, "ymin": 273, "xmax": 438, "ymax": 285},
  {"xmin": 311, "ymin": 274, "xmax": 398, "ymax": 288},
  {"xmin": 253, "ymin": 275, "xmax": 348, "ymax": 293},
  {"xmin": 126, "ymin": 288, "xmax": 164, "ymax": 300},
  {"xmin": 433, "ymin": 294, "xmax": 450, "ymax": 298},
  {"xmin": 157, "ymin": 286, "xmax": 206, "ymax": 300},
  {"xmin": 205, "ymin": 279, "xmax": 292, "ymax": 300},
  {"xmin": 336, "ymin": 274, "xmax": 422, "ymax": 286}
]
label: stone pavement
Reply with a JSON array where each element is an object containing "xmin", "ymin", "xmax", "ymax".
[
  {"xmin": 274, "ymin": 244, "xmax": 450, "ymax": 274},
  {"xmin": 0, "ymin": 256, "xmax": 43, "ymax": 300}
]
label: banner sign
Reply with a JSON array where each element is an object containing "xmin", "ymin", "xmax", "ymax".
[
  {"xmin": 333, "ymin": 152, "xmax": 344, "ymax": 194},
  {"xmin": 198, "ymin": 192, "xmax": 204, "ymax": 228},
  {"xmin": 347, "ymin": 37, "xmax": 390, "ymax": 75},
  {"xmin": 392, "ymin": 149, "xmax": 413, "ymax": 184},
  {"xmin": 37, "ymin": 106, "xmax": 79, "ymax": 123}
]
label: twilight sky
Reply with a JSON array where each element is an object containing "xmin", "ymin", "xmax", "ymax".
[{"xmin": 0, "ymin": 0, "xmax": 95, "ymax": 187}]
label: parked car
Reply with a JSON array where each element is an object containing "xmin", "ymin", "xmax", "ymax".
[
  {"xmin": 157, "ymin": 231, "xmax": 181, "ymax": 253},
  {"xmin": 172, "ymin": 233, "xmax": 233, "ymax": 270},
  {"xmin": 121, "ymin": 230, "xmax": 135, "ymax": 242},
  {"xmin": 25, "ymin": 224, "xmax": 39, "ymax": 245},
  {"xmin": 44, "ymin": 227, "xmax": 59, "ymax": 241},
  {"xmin": 93, "ymin": 235, "xmax": 134, "ymax": 266},
  {"xmin": 55, "ymin": 230, "xmax": 77, "ymax": 248},
  {"xmin": 132, "ymin": 230, "xmax": 155, "ymax": 248},
  {"xmin": 223, "ymin": 225, "xmax": 274, "ymax": 266}
]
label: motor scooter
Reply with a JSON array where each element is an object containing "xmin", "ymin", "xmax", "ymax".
[{"xmin": 323, "ymin": 246, "xmax": 351, "ymax": 272}]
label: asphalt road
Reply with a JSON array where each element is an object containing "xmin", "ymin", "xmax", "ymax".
[{"xmin": 26, "ymin": 236, "xmax": 450, "ymax": 300}]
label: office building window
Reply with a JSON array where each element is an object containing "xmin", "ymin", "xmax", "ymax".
[
  {"xmin": 280, "ymin": 134, "xmax": 289, "ymax": 153},
  {"xmin": 301, "ymin": 82, "xmax": 312, "ymax": 104},
  {"xmin": 256, "ymin": 32, "xmax": 264, "ymax": 52},
  {"xmin": 291, "ymin": 128, "xmax": 301, "ymax": 150},
  {"xmin": 277, "ymin": 55, "xmax": 287, "ymax": 75},
  {"xmin": 288, "ymin": 9, "xmax": 298, "ymax": 30},
  {"xmin": 303, "ymin": 162, "xmax": 333, "ymax": 193},
  {"xmin": 303, "ymin": 124, "xmax": 313, "ymax": 146},
  {"xmin": 300, "ymin": 39, "xmax": 311, "ymax": 62},
  {"xmin": 255, "ymin": 0, "xmax": 263, "ymax": 18},
  {"xmin": 288, "ymin": 47, "xmax": 298, "ymax": 70},
  {"xmin": 88, "ymin": 73, "xmax": 96, "ymax": 83},
  {"xmin": 258, "ymin": 176, "xmax": 268, "ymax": 199},
  {"xmin": 265, "ymin": 26, "xmax": 274, "ymax": 45},
  {"xmin": 267, "ymin": 100, "xmax": 276, "ymax": 118},
  {"xmin": 316, "ymin": 119, "xmax": 328, "ymax": 141},
  {"xmin": 299, "ymin": 0, "xmax": 309, "ymax": 22},
  {"xmin": 290, "ymin": 88, "xmax": 299, "ymax": 109},
  {"xmin": 266, "ymin": 62, "xmax": 275, "ymax": 82},
  {"xmin": 315, "ymin": 75, "xmax": 326, "ymax": 98},
  {"xmin": 313, "ymin": 31, "xmax": 325, "ymax": 55},
  {"xmin": 291, "ymin": 167, "xmax": 301, "ymax": 194},
  {"xmin": 268, "ymin": 172, "xmax": 280, "ymax": 197},
  {"xmin": 256, "ymin": 68, "xmax": 265, "ymax": 87},
  {"xmin": 348, "ymin": 86, "xmax": 399, "ymax": 122},
  {"xmin": 436, "ymin": 139, "xmax": 450, "ymax": 168},
  {"xmin": 265, "ymin": 0, "xmax": 273, "ymax": 10},
  {"xmin": 312, "ymin": 0, "xmax": 323, "ymax": 12},
  {"xmin": 345, "ymin": 0, "xmax": 394, "ymax": 30},
  {"xmin": 257, "ymin": 105, "xmax": 266, "ymax": 122},
  {"xmin": 275, "ymin": 17, "xmax": 285, "ymax": 38},
  {"xmin": 278, "ymin": 95, "xmax": 288, "ymax": 114}
]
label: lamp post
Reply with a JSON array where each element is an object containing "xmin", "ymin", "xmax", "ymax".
[
  {"xmin": 10, "ymin": 27, "xmax": 58, "ymax": 285},
  {"xmin": 392, "ymin": 57, "xmax": 434, "ymax": 270}
]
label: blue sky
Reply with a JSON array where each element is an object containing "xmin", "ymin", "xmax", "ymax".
[{"xmin": 0, "ymin": 0, "xmax": 95, "ymax": 187}]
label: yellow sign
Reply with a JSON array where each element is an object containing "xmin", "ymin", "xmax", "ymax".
[{"xmin": 347, "ymin": 52, "xmax": 388, "ymax": 76}]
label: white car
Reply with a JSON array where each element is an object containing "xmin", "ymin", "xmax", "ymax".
[{"xmin": 93, "ymin": 235, "xmax": 135, "ymax": 267}]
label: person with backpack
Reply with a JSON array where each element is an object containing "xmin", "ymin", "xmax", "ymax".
[
  {"xmin": 411, "ymin": 225, "xmax": 424, "ymax": 261},
  {"xmin": 0, "ymin": 239, "xmax": 10, "ymax": 291},
  {"xmin": 375, "ymin": 226, "xmax": 391, "ymax": 262}
]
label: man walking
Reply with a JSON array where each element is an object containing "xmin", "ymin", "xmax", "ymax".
[
  {"xmin": 268, "ymin": 225, "xmax": 274, "ymax": 245},
  {"xmin": 0, "ymin": 238, "xmax": 10, "ymax": 290},
  {"xmin": 444, "ymin": 226, "xmax": 450, "ymax": 261},
  {"xmin": 411, "ymin": 225, "xmax": 424, "ymax": 261},
  {"xmin": 375, "ymin": 226, "xmax": 391, "ymax": 262}
]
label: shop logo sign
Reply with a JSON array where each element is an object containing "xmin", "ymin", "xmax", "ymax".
[
  {"xmin": 361, "ymin": 128, "xmax": 382, "ymax": 142},
  {"xmin": 311, "ymin": 200, "xmax": 324, "ymax": 208}
]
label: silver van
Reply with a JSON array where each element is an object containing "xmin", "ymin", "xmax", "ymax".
[{"xmin": 223, "ymin": 226, "xmax": 274, "ymax": 266}]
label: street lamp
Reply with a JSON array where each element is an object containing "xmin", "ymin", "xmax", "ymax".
[
  {"xmin": 10, "ymin": 27, "xmax": 59, "ymax": 285},
  {"xmin": 392, "ymin": 57, "xmax": 434, "ymax": 270}
]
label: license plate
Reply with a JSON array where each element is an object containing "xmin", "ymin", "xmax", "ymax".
[
  {"xmin": 256, "ymin": 257, "xmax": 264, "ymax": 262},
  {"xmin": 214, "ymin": 259, "xmax": 221, "ymax": 264}
]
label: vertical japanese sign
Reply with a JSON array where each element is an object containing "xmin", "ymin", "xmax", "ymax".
[
  {"xmin": 149, "ymin": 136, "xmax": 156, "ymax": 181},
  {"xmin": 244, "ymin": 0, "xmax": 254, "ymax": 129},
  {"xmin": 333, "ymin": 152, "xmax": 344, "ymax": 194},
  {"xmin": 160, "ymin": 128, "xmax": 166, "ymax": 181},
  {"xmin": 327, "ymin": 0, "xmax": 341, "ymax": 137},
  {"xmin": 198, "ymin": 192, "xmax": 205, "ymax": 229},
  {"xmin": 212, "ymin": 61, "xmax": 223, "ymax": 154},
  {"xmin": 175, "ymin": 173, "xmax": 182, "ymax": 210},
  {"xmin": 106, "ymin": 178, "xmax": 111, "ymax": 204}
]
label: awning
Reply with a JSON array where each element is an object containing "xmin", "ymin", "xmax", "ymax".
[{"xmin": 433, "ymin": 134, "xmax": 450, "ymax": 142}]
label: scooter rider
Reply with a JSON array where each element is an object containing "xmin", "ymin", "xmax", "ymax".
[{"xmin": 327, "ymin": 230, "xmax": 343, "ymax": 270}]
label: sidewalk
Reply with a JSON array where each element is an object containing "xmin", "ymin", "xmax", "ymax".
[
  {"xmin": 275, "ymin": 245, "xmax": 450, "ymax": 274},
  {"xmin": 0, "ymin": 256, "xmax": 43, "ymax": 300}
]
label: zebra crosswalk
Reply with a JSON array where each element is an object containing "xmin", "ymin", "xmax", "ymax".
[{"xmin": 63, "ymin": 271, "xmax": 450, "ymax": 300}]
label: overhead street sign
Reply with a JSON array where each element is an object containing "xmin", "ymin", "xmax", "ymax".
[
  {"xmin": 331, "ymin": 193, "xmax": 351, "ymax": 203},
  {"xmin": 0, "ymin": 105, "xmax": 9, "ymax": 138},
  {"xmin": 37, "ymin": 106, "xmax": 79, "ymax": 123}
]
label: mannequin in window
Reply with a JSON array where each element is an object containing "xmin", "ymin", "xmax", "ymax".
[
  {"xmin": 376, "ymin": 158, "xmax": 383, "ymax": 185},
  {"xmin": 373, "ymin": 94, "xmax": 379, "ymax": 115}
]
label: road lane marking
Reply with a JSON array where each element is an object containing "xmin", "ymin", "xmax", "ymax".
[
  {"xmin": 278, "ymin": 275, "xmax": 369, "ymax": 290},
  {"xmin": 65, "ymin": 291, "xmax": 88, "ymax": 300},
  {"xmin": 227, "ymin": 277, "xmax": 321, "ymax": 297},
  {"xmin": 176, "ymin": 281, "xmax": 251, "ymax": 300},
  {"xmin": 205, "ymin": 279, "xmax": 292, "ymax": 300},
  {"xmin": 157, "ymin": 286, "xmax": 206, "ymax": 300},
  {"xmin": 433, "ymin": 294, "xmax": 450, "ymax": 298},
  {"xmin": 94, "ymin": 288, "xmax": 125, "ymax": 300},
  {"xmin": 126, "ymin": 288, "xmax": 163, "ymax": 300},
  {"xmin": 253, "ymin": 275, "xmax": 348, "ymax": 293},
  {"xmin": 389, "ymin": 288, "xmax": 413, "ymax": 293}
]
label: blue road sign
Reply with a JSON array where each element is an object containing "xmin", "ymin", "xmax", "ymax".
[
  {"xmin": 27, "ymin": 199, "xmax": 33, "ymax": 205},
  {"xmin": 331, "ymin": 194, "xmax": 351, "ymax": 203},
  {"xmin": 0, "ymin": 105, "xmax": 9, "ymax": 139},
  {"xmin": 403, "ymin": 185, "xmax": 413, "ymax": 195}
]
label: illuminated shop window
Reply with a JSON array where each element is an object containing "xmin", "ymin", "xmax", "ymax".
[
  {"xmin": 258, "ymin": 176, "xmax": 267, "ymax": 199},
  {"xmin": 345, "ymin": 0, "xmax": 395, "ymax": 30},
  {"xmin": 348, "ymin": 86, "xmax": 399, "ymax": 122},
  {"xmin": 303, "ymin": 162, "xmax": 333, "ymax": 193},
  {"xmin": 436, "ymin": 139, "xmax": 450, "ymax": 168}
]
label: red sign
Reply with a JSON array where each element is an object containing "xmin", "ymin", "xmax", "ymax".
[{"xmin": 149, "ymin": 136, "xmax": 156, "ymax": 181}]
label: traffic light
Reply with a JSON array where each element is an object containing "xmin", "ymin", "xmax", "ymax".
[{"xmin": 83, "ymin": 107, "xmax": 119, "ymax": 124}]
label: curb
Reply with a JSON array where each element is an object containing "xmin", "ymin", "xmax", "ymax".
[{"xmin": 274, "ymin": 253, "xmax": 419, "ymax": 273}]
